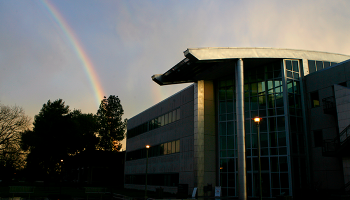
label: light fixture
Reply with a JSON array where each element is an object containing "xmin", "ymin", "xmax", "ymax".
[{"xmin": 254, "ymin": 117, "xmax": 261, "ymax": 123}]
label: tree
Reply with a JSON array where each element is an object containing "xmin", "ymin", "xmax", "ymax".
[
  {"xmin": 96, "ymin": 95, "xmax": 127, "ymax": 151},
  {"xmin": 0, "ymin": 103, "xmax": 31, "ymax": 172},
  {"xmin": 21, "ymin": 99, "xmax": 100, "ymax": 180}
]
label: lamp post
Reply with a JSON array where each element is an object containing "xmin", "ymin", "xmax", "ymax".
[
  {"xmin": 254, "ymin": 117, "xmax": 262, "ymax": 200},
  {"xmin": 145, "ymin": 145, "xmax": 150, "ymax": 200}
]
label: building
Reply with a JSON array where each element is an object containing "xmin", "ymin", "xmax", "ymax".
[{"xmin": 124, "ymin": 47, "xmax": 350, "ymax": 198}]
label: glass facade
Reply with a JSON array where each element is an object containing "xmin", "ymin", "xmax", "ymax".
[{"xmin": 218, "ymin": 59, "xmax": 307, "ymax": 198}]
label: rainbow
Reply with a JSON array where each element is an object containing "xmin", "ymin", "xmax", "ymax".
[{"xmin": 39, "ymin": 0, "xmax": 105, "ymax": 106}]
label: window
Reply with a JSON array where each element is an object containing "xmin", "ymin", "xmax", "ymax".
[
  {"xmin": 175, "ymin": 140, "xmax": 180, "ymax": 153},
  {"xmin": 308, "ymin": 60, "xmax": 316, "ymax": 73},
  {"xmin": 313, "ymin": 130, "xmax": 323, "ymax": 147},
  {"xmin": 310, "ymin": 91, "xmax": 320, "ymax": 108}
]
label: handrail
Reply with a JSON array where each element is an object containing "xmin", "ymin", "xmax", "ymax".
[
  {"xmin": 339, "ymin": 123, "xmax": 350, "ymax": 144},
  {"xmin": 323, "ymin": 123, "xmax": 350, "ymax": 156},
  {"xmin": 344, "ymin": 180, "xmax": 350, "ymax": 193}
]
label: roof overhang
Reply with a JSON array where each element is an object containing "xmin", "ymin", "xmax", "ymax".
[{"xmin": 152, "ymin": 47, "xmax": 350, "ymax": 85}]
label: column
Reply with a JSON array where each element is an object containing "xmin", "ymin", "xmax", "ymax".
[
  {"xmin": 236, "ymin": 59, "xmax": 247, "ymax": 200},
  {"xmin": 194, "ymin": 80, "xmax": 216, "ymax": 196}
]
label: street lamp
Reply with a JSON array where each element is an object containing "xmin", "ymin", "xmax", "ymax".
[
  {"xmin": 253, "ymin": 117, "xmax": 262, "ymax": 200},
  {"xmin": 145, "ymin": 145, "xmax": 150, "ymax": 200}
]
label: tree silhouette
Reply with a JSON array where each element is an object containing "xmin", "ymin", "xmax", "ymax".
[
  {"xmin": 21, "ymin": 99, "xmax": 99, "ymax": 180},
  {"xmin": 0, "ymin": 103, "xmax": 31, "ymax": 180},
  {"xmin": 96, "ymin": 95, "xmax": 127, "ymax": 151}
]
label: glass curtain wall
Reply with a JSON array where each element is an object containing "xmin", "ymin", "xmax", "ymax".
[
  {"xmin": 284, "ymin": 60, "xmax": 307, "ymax": 193},
  {"xmin": 218, "ymin": 60, "xmax": 292, "ymax": 198}
]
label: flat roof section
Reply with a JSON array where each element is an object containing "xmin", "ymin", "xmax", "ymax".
[{"xmin": 152, "ymin": 47, "xmax": 350, "ymax": 85}]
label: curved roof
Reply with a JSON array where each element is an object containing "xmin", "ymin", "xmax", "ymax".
[{"xmin": 152, "ymin": 47, "xmax": 350, "ymax": 85}]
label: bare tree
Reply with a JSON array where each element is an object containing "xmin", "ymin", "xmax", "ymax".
[{"xmin": 0, "ymin": 103, "xmax": 31, "ymax": 170}]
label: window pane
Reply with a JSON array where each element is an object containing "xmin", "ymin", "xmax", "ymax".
[
  {"xmin": 221, "ymin": 136, "xmax": 227, "ymax": 150},
  {"xmin": 294, "ymin": 81, "xmax": 300, "ymax": 94},
  {"xmin": 219, "ymin": 80, "xmax": 226, "ymax": 88},
  {"xmin": 251, "ymin": 83, "xmax": 258, "ymax": 96},
  {"xmin": 270, "ymin": 157, "xmax": 279, "ymax": 172},
  {"xmin": 279, "ymin": 157, "xmax": 288, "ymax": 172},
  {"xmin": 268, "ymin": 94, "xmax": 275, "ymax": 108},
  {"xmin": 270, "ymin": 132, "xmax": 277, "ymax": 147},
  {"xmin": 269, "ymin": 118, "xmax": 276, "ymax": 132},
  {"xmin": 226, "ymin": 79, "xmax": 233, "ymax": 87},
  {"xmin": 220, "ymin": 122, "xmax": 226, "ymax": 135},
  {"xmin": 259, "ymin": 95, "xmax": 266, "ymax": 109},
  {"xmin": 277, "ymin": 117, "xmax": 285, "ymax": 131},
  {"xmin": 308, "ymin": 60, "xmax": 316, "ymax": 73},
  {"xmin": 163, "ymin": 143, "xmax": 167, "ymax": 155},
  {"xmin": 220, "ymin": 102, "xmax": 226, "ymax": 114},
  {"xmin": 169, "ymin": 112, "xmax": 172, "ymax": 123},
  {"xmin": 227, "ymin": 101, "xmax": 234, "ymax": 113},
  {"xmin": 220, "ymin": 159, "xmax": 228, "ymax": 172},
  {"xmin": 164, "ymin": 113, "xmax": 168, "ymax": 125},
  {"xmin": 177, "ymin": 108, "xmax": 180, "ymax": 120},
  {"xmin": 150, "ymin": 120, "xmax": 154, "ymax": 130},
  {"xmin": 293, "ymin": 72, "xmax": 299, "ymax": 79},
  {"xmin": 154, "ymin": 118, "xmax": 159, "ymax": 128},
  {"xmin": 280, "ymin": 173, "xmax": 289, "ymax": 188},
  {"xmin": 271, "ymin": 173, "xmax": 280, "ymax": 188},
  {"xmin": 173, "ymin": 110, "xmax": 176, "ymax": 122},
  {"xmin": 227, "ymin": 136, "xmax": 234, "ymax": 149},
  {"xmin": 292, "ymin": 60, "xmax": 299, "ymax": 72},
  {"xmin": 275, "ymin": 80, "xmax": 282, "ymax": 87},
  {"xmin": 227, "ymin": 87, "xmax": 234, "ymax": 100},
  {"xmin": 158, "ymin": 116, "xmax": 162, "ymax": 127},
  {"xmin": 227, "ymin": 121, "xmax": 234, "ymax": 136},
  {"xmin": 176, "ymin": 140, "xmax": 180, "ymax": 152},
  {"xmin": 219, "ymin": 88, "xmax": 226, "ymax": 100},
  {"xmin": 278, "ymin": 132, "xmax": 286, "ymax": 146},
  {"xmin": 285, "ymin": 60, "xmax": 292, "ymax": 71},
  {"xmin": 316, "ymin": 60, "xmax": 323, "ymax": 71},
  {"xmin": 161, "ymin": 115, "xmax": 164, "ymax": 126},
  {"xmin": 258, "ymin": 82, "xmax": 266, "ymax": 94},
  {"xmin": 172, "ymin": 141, "xmax": 176, "ymax": 153},
  {"xmin": 261, "ymin": 133, "xmax": 268, "ymax": 147},
  {"xmin": 251, "ymin": 96, "xmax": 258, "ymax": 110},
  {"xmin": 267, "ymin": 80, "xmax": 274, "ymax": 93},
  {"xmin": 324, "ymin": 61, "xmax": 330, "ymax": 69},
  {"xmin": 287, "ymin": 80, "xmax": 293, "ymax": 93},
  {"xmin": 167, "ymin": 142, "xmax": 172, "ymax": 154},
  {"xmin": 275, "ymin": 93, "xmax": 283, "ymax": 108}
]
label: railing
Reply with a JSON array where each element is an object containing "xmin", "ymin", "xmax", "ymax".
[
  {"xmin": 340, "ymin": 123, "xmax": 350, "ymax": 144},
  {"xmin": 323, "ymin": 123, "xmax": 350, "ymax": 156},
  {"xmin": 344, "ymin": 180, "xmax": 350, "ymax": 193},
  {"xmin": 322, "ymin": 96, "xmax": 336, "ymax": 115}
]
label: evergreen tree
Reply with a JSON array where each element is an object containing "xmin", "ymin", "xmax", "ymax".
[
  {"xmin": 21, "ymin": 99, "xmax": 99, "ymax": 180},
  {"xmin": 96, "ymin": 95, "xmax": 127, "ymax": 151}
]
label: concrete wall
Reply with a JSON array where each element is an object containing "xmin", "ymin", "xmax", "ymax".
[
  {"xmin": 125, "ymin": 85, "xmax": 195, "ymax": 194},
  {"xmin": 334, "ymin": 84, "xmax": 350, "ymax": 184},
  {"xmin": 304, "ymin": 61, "xmax": 350, "ymax": 190},
  {"xmin": 335, "ymin": 85, "xmax": 350, "ymax": 133}
]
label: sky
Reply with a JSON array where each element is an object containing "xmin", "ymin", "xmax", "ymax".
[{"xmin": 1, "ymin": 0, "xmax": 350, "ymax": 150}]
